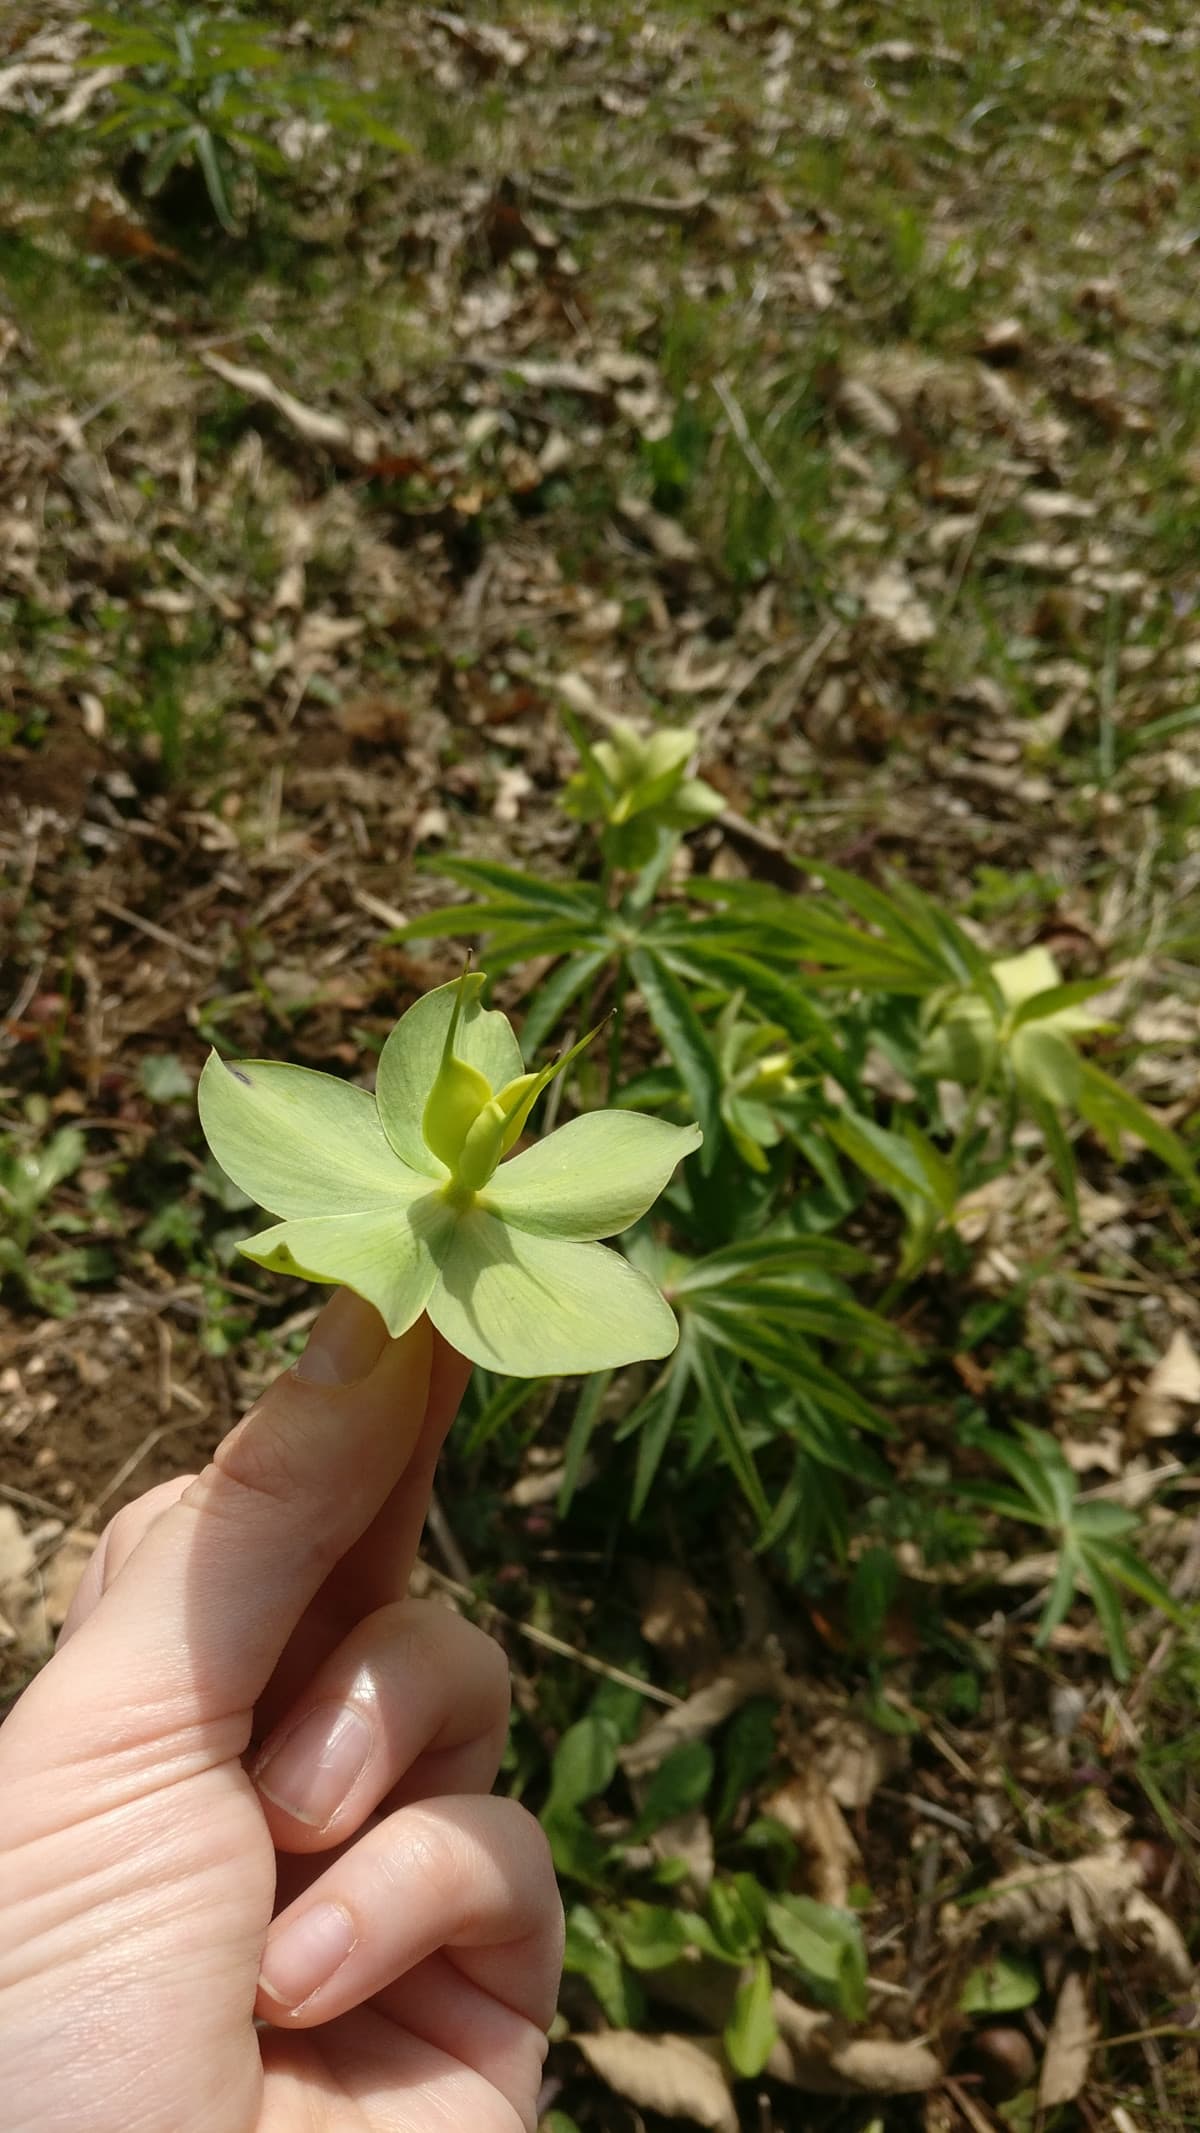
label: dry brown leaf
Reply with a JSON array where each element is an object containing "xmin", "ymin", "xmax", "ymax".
[
  {"xmin": 574, "ymin": 2031, "xmax": 737, "ymax": 2132},
  {"xmin": 1038, "ymin": 1964, "xmax": 1094, "ymax": 2108},
  {"xmin": 619, "ymin": 1658, "xmax": 778, "ymax": 1778},
  {"xmin": 39, "ymin": 1529, "xmax": 97, "ymax": 1630},
  {"xmin": 635, "ymin": 1562, "xmax": 720, "ymax": 1676},
  {"xmin": 1134, "ymin": 1329, "xmax": 1200, "ymax": 1438},
  {"xmin": 768, "ymin": 1994, "xmax": 941, "ymax": 2096},
  {"xmin": 813, "ymin": 1713, "xmax": 904, "ymax": 1811},
  {"xmin": 762, "ymin": 1771, "xmax": 860, "ymax": 1906},
  {"xmin": 963, "ymin": 1845, "xmax": 1193, "ymax": 1991},
  {"xmin": 648, "ymin": 1807, "xmax": 714, "ymax": 1893},
  {"xmin": 617, "ymin": 493, "xmax": 700, "ymax": 565},
  {"xmin": 861, "ymin": 563, "xmax": 935, "ymax": 649}
]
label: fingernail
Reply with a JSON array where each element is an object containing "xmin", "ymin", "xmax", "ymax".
[
  {"xmin": 296, "ymin": 1289, "xmax": 388, "ymax": 1385},
  {"xmin": 255, "ymin": 1701, "xmax": 372, "ymax": 1828},
  {"xmin": 258, "ymin": 1901, "xmax": 356, "ymax": 2013}
]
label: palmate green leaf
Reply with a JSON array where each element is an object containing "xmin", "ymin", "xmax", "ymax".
[
  {"xmin": 670, "ymin": 1233, "xmax": 870, "ymax": 1286},
  {"xmin": 558, "ymin": 1370, "xmax": 611, "ymax": 1514},
  {"xmin": 827, "ymin": 1109, "xmax": 955, "ymax": 1214},
  {"xmin": 193, "ymin": 128, "xmax": 238, "ymax": 232},
  {"xmin": 690, "ymin": 1306, "xmax": 889, "ymax": 1436},
  {"xmin": 801, "ymin": 861, "xmax": 983, "ymax": 990},
  {"xmin": 519, "ymin": 948, "xmax": 609, "ymax": 1056},
  {"xmin": 1082, "ymin": 1553, "xmax": 1132, "ymax": 1680},
  {"xmin": 1026, "ymin": 1092, "xmax": 1080, "ymax": 1229},
  {"xmin": 420, "ymin": 855, "xmax": 599, "ymax": 919},
  {"xmin": 1034, "ymin": 1543, "xmax": 1080, "ymax": 1653},
  {"xmin": 654, "ymin": 935, "xmax": 842, "ymax": 1072},
  {"xmin": 625, "ymin": 1350, "xmax": 690, "ymax": 1519},
  {"xmin": 691, "ymin": 1333, "xmax": 770, "ymax": 1524},
  {"xmin": 1074, "ymin": 1054, "xmax": 1196, "ymax": 1183},
  {"xmin": 630, "ymin": 948, "xmax": 723, "ymax": 1165},
  {"xmin": 1085, "ymin": 1537, "xmax": 1186, "ymax": 1624},
  {"xmin": 1010, "ymin": 977, "xmax": 1114, "ymax": 1031}
]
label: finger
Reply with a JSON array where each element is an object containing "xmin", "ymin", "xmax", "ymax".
[
  {"xmin": 328, "ymin": 1327, "xmax": 474, "ymax": 1620},
  {"xmin": 256, "ymin": 1795, "xmax": 563, "ymax": 2033},
  {"xmin": 251, "ymin": 1599, "xmax": 510, "ymax": 1847},
  {"xmin": 259, "ymin": 1997, "xmax": 543, "ymax": 2133},
  {"xmin": 56, "ymin": 1477, "xmax": 195, "ymax": 1644},
  {"xmin": 245, "ymin": 1327, "xmax": 474, "ymax": 1738},
  {"xmin": 9, "ymin": 1294, "xmax": 436, "ymax": 1780}
]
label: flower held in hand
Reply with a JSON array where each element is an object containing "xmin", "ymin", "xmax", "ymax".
[{"xmin": 198, "ymin": 974, "xmax": 701, "ymax": 1375}]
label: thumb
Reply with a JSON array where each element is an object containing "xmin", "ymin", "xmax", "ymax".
[{"xmin": 3, "ymin": 1294, "xmax": 438, "ymax": 1798}]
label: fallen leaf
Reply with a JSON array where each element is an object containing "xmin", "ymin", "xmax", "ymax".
[
  {"xmin": 813, "ymin": 1713, "xmax": 904, "ymax": 1811},
  {"xmin": 861, "ymin": 563, "xmax": 936, "ymax": 649},
  {"xmin": 962, "ymin": 1845, "xmax": 1192, "ymax": 1991},
  {"xmin": 768, "ymin": 1993, "xmax": 941, "ymax": 2095},
  {"xmin": 39, "ymin": 1529, "xmax": 97, "ymax": 1630},
  {"xmin": 620, "ymin": 1659, "xmax": 778, "ymax": 1779},
  {"xmin": 1134, "ymin": 1330, "xmax": 1200, "ymax": 1437},
  {"xmin": 573, "ymin": 2031, "xmax": 737, "ymax": 2132},
  {"xmin": 1038, "ymin": 1964, "xmax": 1094, "ymax": 2108},
  {"xmin": 617, "ymin": 493, "xmax": 700, "ymax": 566},
  {"xmin": 635, "ymin": 1562, "xmax": 720, "ymax": 1676},
  {"xmin": 762, "ymin": 1772, "xmax": 860, "ymax": 1907}
]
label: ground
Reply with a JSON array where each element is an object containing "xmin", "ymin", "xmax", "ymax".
[{"xmin": 2, "ymin": 4, "xmax": 1200, "ymax": 2129}]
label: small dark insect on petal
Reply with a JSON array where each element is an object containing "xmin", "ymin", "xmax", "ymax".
[{"xmin": 227, "ymin": 1066, "xmax": 253, "ymax": 1085}]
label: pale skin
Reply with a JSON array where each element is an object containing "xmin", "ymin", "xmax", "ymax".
[{"xmin": 0, "ymin": 1290, "xmax": 565, "ymax": 2133}]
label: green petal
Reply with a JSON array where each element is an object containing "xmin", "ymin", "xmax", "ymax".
[
  {"xmin": 198, "ymin": 1052, "xmax": 414, "ymax": 1218},
  {"xmin": 427, "ymin": 1209, "xmax": 680, "ymax": 1374},
  {"xmin": 375, "ymin": 977, "xmax": 524, "ymax": 1177},
  {"xmin": 239, "ymin": 1192, "xmax": 456, "ymax": 1339},
  {"xmin": 485, "ymin": 1112, "xmax": 702, "ymax": 1241}
]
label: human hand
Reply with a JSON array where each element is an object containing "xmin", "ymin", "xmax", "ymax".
[{"xmin": 0, "ymin": 1292, "xmax": 563, "ymax": 2133}]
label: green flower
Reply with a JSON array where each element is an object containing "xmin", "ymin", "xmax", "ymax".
[
  {"xmin": 919, "ymin": 946, "xmax": 1108, "ymax": 1100},
  {"xmin": 198, "ymin": 974, "xmax": 701, "ymax": 1376}
]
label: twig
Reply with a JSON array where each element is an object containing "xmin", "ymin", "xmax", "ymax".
[
  {"xmin": 879, "ymin": 1788, "xmax": 975, "ymax": 1839},
  {"xmin": 906, "ymin": 1836, "xmax": 943, "ymax": 2003},
  {"xmin": 94, "ymin": 896, "xmax": 212, "ymax": 968},
  {"xmin": 159, "ymin": 539, "xmax": 242, "ymax": 621},
  {"xmin": 252, "ymin": 851, "xmax": 335, "ymax": 929},
  {"xmin": 351, "ymin": 885, "xmax": 411, "ymax": 932},
  {"xmin": 0, "ymin": 953, "xmax": 44, "ymax": 1037},
  {"xmin": 938, "ymin": 467, "xmax": 1004, "ymax": 624},
  {"xmin": 420, "ymin": 1560, "xmax": 682, "ymax": 1707},
  {"xmin": 942, "ymin": 2073, "xmax": 1002, "ymax": 2133},
  {"xmin": 76, "ymin": 1420, "xmax": 191, "ymax": 1530},
  {"xmin": 426, "ymin": 1487, "xmax": 472, "ymax": 1586},
  {"xmin": 527, "ymin": 178, "xmax": 709, "ymax": 221},
  {"xmin": 0, "ymin": 1480, "xmax": 66, "ymax": 1520}
]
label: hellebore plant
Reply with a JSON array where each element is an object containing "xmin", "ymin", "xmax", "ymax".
[{"xmin": 198, "ymin": 974, "xmax": 701, "ymax": 1376}]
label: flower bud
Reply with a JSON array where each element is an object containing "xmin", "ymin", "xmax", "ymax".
[{"xmin": 422, "ymin": 973, "xmax": 493, "ymax": 1168}]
